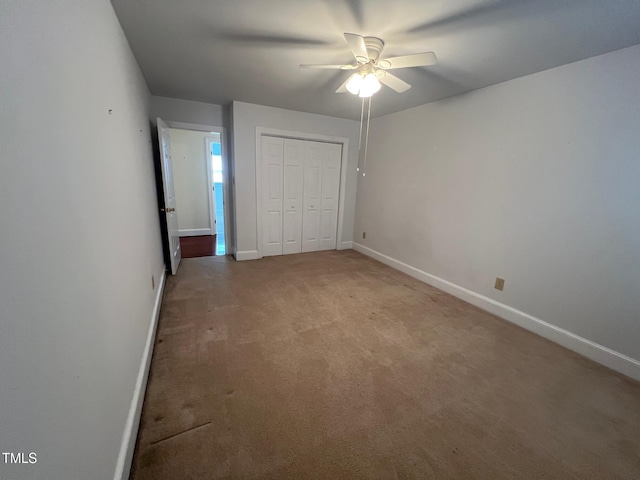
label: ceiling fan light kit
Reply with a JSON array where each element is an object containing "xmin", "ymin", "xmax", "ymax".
[
  {"xmin": 359, "ymin": 73, "xmax": 381, "ymax": 97},
  {"xmin": 346, "ymin": 71, "xmax": 381, "ymax": 98}
]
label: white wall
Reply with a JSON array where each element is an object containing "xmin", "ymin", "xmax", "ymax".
[
  {"xmin": 354, "ymin": 45, "xmax": 640, "ymax": 375},
  {"xmin": 150, "ymin": 95, "xmax": 226, "ymax": 128},
  {"xmin": 169, "ymin": 128, "xmax": 216, "ymax": 234},
  {"xmin": 231, "ymin": 101, "xmax": 360, "ymax": 257},
  {"xmin": 0, "ymin": 1, "xmax": 165, "ymax": 479}
]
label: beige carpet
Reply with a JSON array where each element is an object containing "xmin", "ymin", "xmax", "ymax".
[{"xmin": 130, "ymin": 250, "xmax": 640, "ymax": 479}]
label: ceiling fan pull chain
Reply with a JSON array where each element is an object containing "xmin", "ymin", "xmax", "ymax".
[
  {"xmin": 363, "ymin": 95, "xmax": 372, "ymax": 176},
  {"xmin": 358, "ymin": 96, "xmax": 365, "ymax": 151}
]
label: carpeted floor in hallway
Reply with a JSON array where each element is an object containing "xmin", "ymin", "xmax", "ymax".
[{"xmin": 130, "ymin": 250, "xmax": 640, "ymax": 479}]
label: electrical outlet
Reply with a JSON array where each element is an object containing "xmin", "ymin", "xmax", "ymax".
[
  {"xmin": 151, "ymin": 275, "xmax": 155, "ymax": 290},
  {"xmin": 494, "ymin": 277, "xmax": 505, "ymax": 291},
  {"xmin": 362, "ymin": 231, "xmax": 366, "ymax": 239}
]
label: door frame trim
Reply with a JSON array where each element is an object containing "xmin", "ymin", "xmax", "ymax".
[
  {"xmin": 204, "ymin": 135, "xmax": 217, "ymax": 238},
  {"xmin": 163, "ymin": 120, "xmax": 231, "ymax": 255},
  {"xmin": 255, "ymin": 127, "xmax": 350, "ymax": 259}
]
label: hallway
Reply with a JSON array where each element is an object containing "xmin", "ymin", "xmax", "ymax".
[{"xmin": 179, "ymin": 235, "xmax": 225, "ymax": 258}]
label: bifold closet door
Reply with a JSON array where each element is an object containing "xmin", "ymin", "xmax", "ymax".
[
  {"xmin": 282, "ymin": 139, "xmax": 304, "ymax": 254},
  {"xmin": 261, "ymin": 136, "xmax": 284, "ymax": 256},
  {"xmin": 302, "ymin": 141, "xmax": 342, "ymax": 252},
  {"xmin": 261, "ymin": 136, "xmax": 342, "ymax": 257}
]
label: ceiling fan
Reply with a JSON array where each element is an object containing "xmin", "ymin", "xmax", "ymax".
[{"xmin": 300, "ymin": 33, "xmax": 437, "ymax": 97}]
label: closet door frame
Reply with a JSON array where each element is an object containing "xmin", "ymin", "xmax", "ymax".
[{"xmin": 255, "ymin": 127, "xmax": 350, "ymax": 260}]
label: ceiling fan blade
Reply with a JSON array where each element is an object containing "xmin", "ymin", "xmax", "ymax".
[
  {"xmin": 344, "ymin": 33, "xmax": 369, "ymax": 63},
  {"xmin": 378, "ymin": 52, "xmax": 437, "ymax": 69},
  {"xmin": 378, "ymin": 71, "xmax": 411, "ymax": 93},
  {"xmin": 335, "ymin": 75, "xmax": 353, "ymax": 93},
  {"xmin": 300, "ymin": 64, "xmax": 356, "ymax": 70}
]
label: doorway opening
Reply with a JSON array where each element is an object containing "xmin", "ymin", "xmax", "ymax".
[
  {"xmin": 159, "ymin": 122, "xmax": 230, "ymax": 262},
  {"xmin": 210, "ymin": 140, "xmax": 225, "ymax": 255}
]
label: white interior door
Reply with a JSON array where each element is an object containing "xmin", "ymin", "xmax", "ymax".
[
  {"xmin": 261, "ymin": 136, "xmax": 284, "ymax": 256},
  {"xmin": 157, "ymin": 118, "xmax": 181, "ymax": 274},
  {"xmin": 282, "ymin": 139, "xmax": 304, "ymax": 255},
  {"xmin": 319, "ymin": 143, "xmax": 342, "ymax": 250},
  {"xmin": 301, "ymin": 142, "xmax": 323, "ymax": 253}
]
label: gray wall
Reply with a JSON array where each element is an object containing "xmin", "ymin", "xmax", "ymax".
[
  {"xmin": 0, "ymin": 1, "xmax": 165, "ymax": 478},
  {"xmin": 231, "ymin": 101, "xmax": 360, "ymax": 257},
  {"xmin": 149, "ymin": 95, "xmax": 227, "ymax": 128},
  {"xmin": 354, "ymin": 45, "xmax": 640, "ymax": 365}
]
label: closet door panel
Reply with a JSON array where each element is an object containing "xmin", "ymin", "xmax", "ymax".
[
  {"xmin": 261, "ymin": 136, "xmax": 284, "ymax": 256},
  {"xmin": 319, "ymin": 143, "xmax": 342, "ymax": 250},
  {"xmin": 302, "ymin": 143, "xmax": 324, "ymax": 252},
  {"xmin": 282, "ymin": 139, "xmax": 304, "ymax": 254}
]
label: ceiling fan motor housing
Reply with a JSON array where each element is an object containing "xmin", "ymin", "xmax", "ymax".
[{"xmin": 363, "ymin": 36, "xmax": 384, "ymax": 63}]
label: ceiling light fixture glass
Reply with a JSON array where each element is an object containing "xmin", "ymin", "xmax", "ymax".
[
  {"xmin": 346, "ymin": 73, "xmax": 364, "ymax": 95},
  {"xmin": 346, "ymin": 72, "xmax": 381, "ymax": 98},
  {"xmin": 358, "ymin": 73, "xmax": 381, "ymax": 98}
]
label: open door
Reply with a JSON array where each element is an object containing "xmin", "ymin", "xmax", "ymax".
[{"xmin": 157, "ymin": 118, "xmax": 181, "ymax": 274}]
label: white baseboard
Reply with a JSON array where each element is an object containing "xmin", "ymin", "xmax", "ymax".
[
  {"xmin": 235, "ymin": 250, "xmax": 260, "ymax": 261},
  {"xmin": 179, "ymin": 228, "xmax": 212, "ymax": 237},
  {"xmin": 113, "ymin": 270, "xmax": 166, "ymax": 480},
  {"xmin": 338, "ymin": 241, "xmax": 353, "ymax": 250},
  {"xmin": 352, "ymin": 242, "xmax": 640, "ymax": 382}
]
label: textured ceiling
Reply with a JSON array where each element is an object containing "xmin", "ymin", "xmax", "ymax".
[{"xmin": 111, "ymin": 0, "xmax": 640, "ymax": 120}]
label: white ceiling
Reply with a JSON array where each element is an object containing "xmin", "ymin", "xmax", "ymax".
[{"xmin": 111, "ymin": 0, "xmax": 640, "ymax": 120}]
